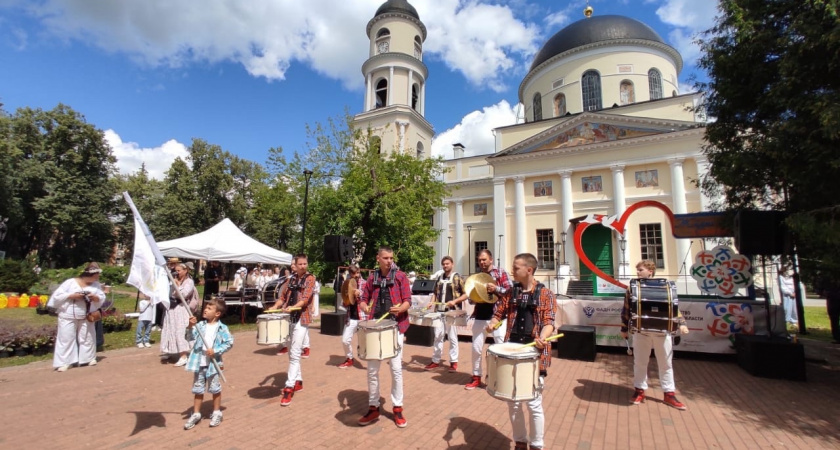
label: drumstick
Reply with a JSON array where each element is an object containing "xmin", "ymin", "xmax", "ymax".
[
  {"xmin": 515, "ymin": 333, "xmax": 565, "ymax": 350},
  {"xmin": 262, "ymin": 307, "xmax": 300, "ymax": 314},
  {"xmin": 374, "ymin": 312, "xmax": 390, "ymax": 324}
]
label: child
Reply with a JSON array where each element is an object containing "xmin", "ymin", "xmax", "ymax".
[
  {"xmin": 620, "ymin": 260, "xmax": 689, "ymax": 410},
  {"xmin": 184, "ymin": 298, "xmax": 234, "ymax": 429},
  {"xmin": 135, "ymin": 297, "xmax": 154, "ymax": 348}
]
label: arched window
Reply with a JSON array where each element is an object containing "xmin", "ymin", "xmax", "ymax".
[
  {"xmin": 414, "ymin": 35, "xmax": 422, "ymax": 60},
  {"xmin": 416, "ymin": 141, "xmax": 424, "ymax": 159},
  {"xmin": 553, "ymin": 94, "xmax": 566, "ymax": 117},
  {"xmin": 377, "ymin": 28, "xmax": 390, "ymax": 38},
  {"xmin": 581, "ymin": 70, "xmax": 602, "ymax": 111},
  {"xmin": 533, "ymin": 93, "xmax": 542, "ymax": 121},
  {"xmin": 376, "ymin": 28, "xmax": 390, "ymax": 54},
  {"xmin": 620, "ymin": 80, "xmax": 635, "ymax": 105},
  {"xmin": 375, "ymin": 79, "xmax": 388, "ymax": 108},
  {"xmin": 370, "ymin": 136, "xmax": 382, "ymax": 155},
  {"xmin": 672, "ymin": 90, "xmax": 677, "ymax": 97},
  {"xmin": 648, "ymin": 68, "xmax": 663, "ymax": 100},
  {"xmin": 412, "ymin": 84, "xmax": 419, "ymax": 111}
]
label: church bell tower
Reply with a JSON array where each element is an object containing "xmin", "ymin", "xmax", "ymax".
[{"xmin": 352, "ymin": 0, "xmax": 433, "ymax": 158}]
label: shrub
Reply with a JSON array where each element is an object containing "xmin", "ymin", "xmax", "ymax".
[{"xmin": 0, "ymin": 259, "xmax": 39, "ymax": 293}]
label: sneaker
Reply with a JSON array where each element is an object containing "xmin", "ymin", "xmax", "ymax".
[
  {"xmin": 174, "ymin": 356, "xmax": 188, "ymax": 367},
  {"xmin": 56, "ymin": 365, "xmax": 70, "ymax": 372},
  {"xmin": 449, "ymin": 362, "xmax": 458, "ymax": 373},
  {"xmin": 137, "ymin": 343, "xmax": 144, "ymax": 348},
  {"xmin": 664, "ymin": 392, "xmax": 687, "ymax": 410},
  {"xmin": 514, "ymin": 443, "xmax": 528, "ymax": 450},
  {"xmin": 631, "ymin": 388, "xmax": 645, "ymax": 405},
  {"xmin": 144, "ymin": 342, "xmax": 151, "ymax": 348},
  {"xmin": 424, "ymin": 362, "xmax": 440, "ymax": 371},
  {"xmin": 87, "ymin": 359, "xmax": 97, "ymax": 366},
  {"xmin": 209, "ymin": 411, "xmax": 223, "ymax": 427},
  {"xmin": 280, "ymin": 388, "xmax": 294, "ymax": 406},
  {"xmin": 358, "ymin": 406, "xmax": 380, "ymax": 426},
  {"xmin": 393, "ymin": 406, "xmax": 407, "ymax": 428},
  {"xmin": 464, "ymin": 375, "xmax": 481, "ymax": 390},
  {"xmin": 184, "ymin": 413, "xmax": 201, "ymax": 430},
  {"xmin": 301, "ymin": 347, "xmax": 310, "ymax": 358},
  {"xmin": 294, "ymin": 380, "xmax": 303, "ymax": 392},
  {"xmin": 277, "ymin": 347, "xmax": 288, "ymax": 355},
  {"xmin": 338, "ymin": 358, "xmax": 354, "ymax": 369}
]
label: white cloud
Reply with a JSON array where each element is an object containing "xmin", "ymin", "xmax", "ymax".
[
  {"xmin": 105, "ymin": 129, "xmax": 188, "ymax": 180},
  {"xmin": 5, "ymin": 0, "xmax": 541, "ymax": 92},
  {"xmin": 655, "ymin": 0, "xmax": 719, "ymax": 67},
  {"xmin": 431, "ymin": 100, "xmax": 517, "ymax": 159}
]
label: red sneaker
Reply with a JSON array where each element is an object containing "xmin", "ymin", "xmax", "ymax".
[
  {"xmin": 358, "ymin": 406, "xmax": 380, "ymax": 426},
  {"xmin": 294, "ymin": 380, "xmax": 303, "ymax": 392},
  {"xmin": 464, "ymin": 375, "xmax": 481, "ymax": 390},
  {"xmin": 280, "ymin": 388, "xmax": 294, "ymax": 406},
  {"xmin": 631, "ymin": 388, "xmax": 645, "ymax": 405},
  {"xmin": 514, "ymin": 443, "xmax": 528, "ymax": 450},
  {"xmin": 664, "ymin": 392, "xmax": 687, "ymax": 410},
  {"xmin": 449, "ymin": 362, "xmax": 458, "ymax": 372},
  {"xmin": 338, "ymin": 358, "xmax": 354, "ymax": 369},
  {"xmin": 277, "ymin": 347, "xmax": 288, "ymax": 355},
  {"xmin": 424, "ymin": 362, "xmax": 440, "ymax": 371},
  {"xmin": 393, "ymin": 406, "xmax": 407, "ymax": 428},
  {"xmin": 301, "ymin": 347, "xmax": 310, "ymax": 358}
]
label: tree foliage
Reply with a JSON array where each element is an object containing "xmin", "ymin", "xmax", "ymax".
[{"xmin": 697, "ymin": 0, "xmax": 840, "ymax": 284}]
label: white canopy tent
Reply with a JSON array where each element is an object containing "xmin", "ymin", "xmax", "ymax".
[{"xmin": 157, "ymin": 218, "xmax": 292, "ymax": 265}]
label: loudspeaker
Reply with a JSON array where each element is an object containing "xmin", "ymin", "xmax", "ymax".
[
  {"xmin": 735, "ymin": 334, "xmax": 805, "ymax": 381},
  {"xmin": 404, "ymin": 325, "xmax": 435, "ymax": 346},
  {"xmin": 733, "ymin": 210, "xmax": 787, "ymax": 255},
  {"xmin": 556, "ymin": 325, "xmax": 596, "ymax": 361},
  {"xmin": 319, "ymin": 311, "xmax": 347, "ymax": 336},
  {"xmin": 411, "ymin": 279, "xmax": 436, "ymax": 295},
  {"xmin": 324, "ymin": 235, "xmax": 353, "ymax": 262}
]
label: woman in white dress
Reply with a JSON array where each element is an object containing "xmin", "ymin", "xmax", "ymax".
[
  {"xmin": 160, "ymin": 263, "xmax": 197, "ymax": 366},
  {"xmin": 48, "ymin": 262, "xmax": 106, "ymax": 372}
]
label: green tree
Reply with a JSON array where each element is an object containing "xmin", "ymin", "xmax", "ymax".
[
  {"xmin": 154, "ymin": 157, "xmax": 201, "ymax": 240},
  {"xmin": 697, "ymin": 0, "xmax": 840, "ymax": 283}
]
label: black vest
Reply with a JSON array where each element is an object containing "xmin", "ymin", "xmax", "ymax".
[
  {"xmin": 372, "ymin": 270, "xmax": 396, "ymax": 318},
  {"xmin": 509, "ymin": 282, "xmax": 544, "ymax": 344},
  {"xmin": 434, "ymin": 273, "xmax": 462, "ymax": 312},
  {"xmin": 286, "ymin": 273, "xmax": 312, "ymax": 323}
]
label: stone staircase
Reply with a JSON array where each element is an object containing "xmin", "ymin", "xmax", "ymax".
[{"xmin": 566, "ymin": 279, "xmax": 594, "ymax": 297}]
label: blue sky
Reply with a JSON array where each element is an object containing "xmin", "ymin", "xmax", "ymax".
[{"xmin": 0, "ymin": 0, "xmax": 719, "ymax": 179}]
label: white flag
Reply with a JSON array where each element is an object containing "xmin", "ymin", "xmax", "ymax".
[{"xmin": 127, "ymin": 216, "xmax": 171, "ymax": 308}]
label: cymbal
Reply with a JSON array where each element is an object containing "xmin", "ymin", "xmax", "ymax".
[{"xmin": 464, "ymin": 272, "xmax": 496, "ymax": 304}]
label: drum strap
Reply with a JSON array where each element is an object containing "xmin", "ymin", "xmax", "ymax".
[
  {"xmin": 372, "ymin": 270, "xmax": 396, "ymax": 318},
  {"xmin": 510, "ymin": 283, "xmax": 543, "ymax": 343},
  {"xmin": 434, "ymin": 272, "xmax": 461, "ymax": 312},
  {"xmin": 287, "ymin": 274, "xmax": 312, "ymax": 323}
]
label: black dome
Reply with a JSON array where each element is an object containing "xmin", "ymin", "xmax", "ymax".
[
  {"xmin": 375, "ymin": 0, "xmax": 420, "ymax": 21},
  {"xmin": 530, "ymin": 15, "xmax": 666, "ymax": 71}
]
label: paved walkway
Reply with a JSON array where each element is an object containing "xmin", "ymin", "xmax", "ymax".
[{"xmin": 1, "ymin": 324, "xmax": 839, "ymax": 449}]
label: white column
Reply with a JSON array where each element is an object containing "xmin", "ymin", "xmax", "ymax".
[
  {"xmin": 514, "ymin": 176, "xmax": 527, "ymax": 254},
  {"xmin": 559, "ymin": 170, "xmax": 575, "ymax": 266},
  {"xmin": 365, "ymin": 73, "xmax": 372, "ymax": 111},
  {"xmin": 669, "ymin": 157, "xmax": 691, "ymax": 281},
  {"xmin": 396, "ymin": 121, "xmax": 407, "ymax": 153},
  {"xmin": 611, "ymin": 164, "xmax": 628, "ymax": 278},
  {"xmin": 438, "ymin": 204, "xmax": 450, "ymax": 263},
  {"xmin": 454, "ymin": 201, "xmax": 465, "ymax": 274},
  {"xmin": 420, "ymin": 82, "xmax": 426, "ymax": 116},
  {"xmin": 493, "ymin": 178, "xmax": 507, "ymax": 269},
  {"xmin": 388, "ymin": 66, "xmax": 394, "ymax": 106},
  {"xmin": 407, "ymin": 70, "xmax": 413, "ymax": 107},
  {"xmin": 695, "ymin": 156, "xmax": 711, "ymax": 212}
]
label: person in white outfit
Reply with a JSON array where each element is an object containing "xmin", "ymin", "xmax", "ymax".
[
  {"xmin": 338, "ymin": 265, "xmax": 365, "ymax": 368},
  {"xmin": 48, "ymin": 262, "xmax": 106, "ymax": 372},
  {"xmin": 779, "ymin": 271, "xmax": 798, "ymax": 326},
  {"xmin": 424, "ymin": 256, "xmax": 467, "ymax": 372}
]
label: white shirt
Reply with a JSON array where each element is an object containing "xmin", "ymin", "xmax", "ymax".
[
  {"xmin": 47, "ymin": 278, "xmax": 104, "ymax": 320},
  {"xmin": 200, "ymin": 322, "xmax": 220, "ymax": 367},
  {"xmin": 138, "ymin": 299, "xmax": 155, "ymax": 321}
]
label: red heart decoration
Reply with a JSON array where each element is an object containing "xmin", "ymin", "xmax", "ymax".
[{"xmin": 573, "ymin": 200, "xmax": 675, "ymax": 289}]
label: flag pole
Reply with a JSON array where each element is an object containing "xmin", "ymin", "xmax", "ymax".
[{"xmin": 123, "ymin": 192, "xmax": 227, "ymax": 383}]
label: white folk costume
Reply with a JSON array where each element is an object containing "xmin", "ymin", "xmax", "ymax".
[
  {"xmin": 160, "ymin": 277, "xmax": 197, "ymax": 355},
  {"xmin": 430, "ymin": 271, "xmax": 465, "ymax": 365},
  {"xmin": 48, "ymin": 278, "xmax": 105, "ymax": 368}
]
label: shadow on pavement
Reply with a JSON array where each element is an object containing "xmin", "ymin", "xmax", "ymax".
[
  {"xmin": 573, "ymin": 379, "xmax": 632, "ymax": 406},
  {"xmin": 248, "ymin": 372, "xmax": 287, "ymax": 399},
  {"xmin": 334, "ymin": 390, "xmax": 381, "ymax": 427},
  {"xmin": 443, "ymin": 416, "xmax": 511, "ymax": 449}
]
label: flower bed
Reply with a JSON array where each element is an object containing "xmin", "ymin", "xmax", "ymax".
[{"xmin": 0, "ymin": 320, "xmax": 56, "ymax": 358}]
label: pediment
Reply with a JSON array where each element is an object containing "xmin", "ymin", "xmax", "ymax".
[{"xmin": 495, "ymin": 112, "xmax": 700, "ymax": 157}]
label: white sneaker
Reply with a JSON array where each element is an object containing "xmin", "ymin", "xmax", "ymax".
[
  {"xmin": 209, "ymin": 411, "xmax": 223, "ymax": 427},
  {"xmin": 87, "ymin": 359, "xmax": 97, "ymax": 366},
  {"xmin": 56, "ymin": 365, "xmax": 70, "ymax": 372},
  {"xmin": 137, "ymin": 343, "xmax": 144, "ymax": 348},
  {"xmin": 184, "ymin": 413, "xmax": 202, "ymax": 430},
  {"xmin": 144, "ymin": 343, "xmax": 151, "ymax": 348},
  {"xmin": 174, "ymin": 356, "xmax": 188, "ymax": 367}
]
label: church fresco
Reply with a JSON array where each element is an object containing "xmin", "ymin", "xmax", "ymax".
[{"xmin": 524, "ymin": 122, "xmax": 662, "ymax": 153}]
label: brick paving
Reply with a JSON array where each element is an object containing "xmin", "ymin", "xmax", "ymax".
[{"xmin": 1, "ymin": 324, "xmax": 839, "ymax": 449}]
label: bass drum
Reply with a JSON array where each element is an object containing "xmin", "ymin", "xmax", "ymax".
[{"xmin": 261, "ymin": 278, "xmax": 286, "ymax": 305}]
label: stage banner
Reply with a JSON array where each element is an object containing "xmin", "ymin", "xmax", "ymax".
[{"xmin": 557, "ymin": 299, "xmax": 783, "ymax": 354}]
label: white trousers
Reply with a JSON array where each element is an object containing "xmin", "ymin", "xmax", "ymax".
[
  {"xmin": 342, "ymin": 318, "xmax": 360, "ymax": 359},
  {"xmin": 632, "ymin": 332, "xmax": 676, "ymax": 392},
  {"xmin": 367, "ymin": 333, "xmax": 404, "ymax": 408},
  {"xmin": 432, "ymin": 319, "xmax": 458, "ymax": 363},
  {"xmin": 53, "ymin": 317, "xmax": 96, "ymax": 368},
  {"xmin": 303, "ymin": 327, "xmax": 310, "ymax": 348},
  {"xmin": 285, "ymin": 321, "xmax": 308, "ymax": 388},
  {"xmin": 508, "ymin": 390, "xmax": 545, "ymax": 448},
  {"xmin": 471, "ymin": 319, "xmax": 505, "ymax": 376}
]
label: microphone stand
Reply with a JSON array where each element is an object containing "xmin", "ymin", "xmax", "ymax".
[{"xmin": 679, "ymin": 241, "xmax": 694, "ymax": 295}]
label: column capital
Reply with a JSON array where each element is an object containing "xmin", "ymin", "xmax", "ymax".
[
  {"xmin": 559, "ymin": 170, "xmax": 573, "ymax": 179},
  {"xmin": 493, "ymin": 177, "xmax": 507, "ymax": 186},
  {"xmin": 695, "ymin": 155, "xmax": 709, "ymax": 165},
  {"xmin": 513, "ymin": 175, "xmax": 526, "ymax": 183},
  {"xmin": 667, "ymin": 157, "xmax": 685, "ymax": 167},
  {"xmin": 610, "ymin": 164, "xmax": 625, "ymax": 173},
  {"xmin": 454, "ymin": 200, "xmax": 464, "ymax": 206}
]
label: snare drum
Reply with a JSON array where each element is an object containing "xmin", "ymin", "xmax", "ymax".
[
  {"xmin": 356, "ymin": 319, "xmax": 401, "ymax": 360},
  {"xmin": 444, "ymin": 310, "xmax": 467, "ymax": 327},
  {"xmin": 485, "ymin": 343, "xmax": 541, "ymax": 401},
  {"xmin": 256, "ymin": 313, "xmax": 290, "ymax": 345},
  {"xmin": 408, "ymin": 307, "xmax": 442, "ymax": 327}
]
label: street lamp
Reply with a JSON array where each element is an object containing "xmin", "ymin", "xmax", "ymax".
[
  {"xmin": 619, "ymin": 236, "xmax": 627, "ymax": 277},
  {"xmin": 301, "ymin": 169, "xmax": 314, "ymax": 252},
  {"xmin": 497, "ymin": 234, "xmax": 503, "ymax": 267},
  {"xmin": 466, "ymin": 225, "xmax": 472, "ymax": 275},
  {"xmin": 560, "ymin": 231, "xmax": 568, "ymax": 264}
]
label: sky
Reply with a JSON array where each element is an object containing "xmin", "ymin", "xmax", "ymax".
[{"xmin": 0, "ymin": 0, "xmax": 720, "ymax": 180}]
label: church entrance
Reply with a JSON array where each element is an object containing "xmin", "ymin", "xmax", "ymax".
[{"xmin": 578, "ymin": 224, "xmax": 614, "ymax": 282}]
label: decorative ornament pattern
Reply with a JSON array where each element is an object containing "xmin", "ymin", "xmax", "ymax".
[
  {"xmin": 705, "ymin": 302, "xmax": 755, "ymax": 342},
  {"xmin": 690, "ymin": 245, "xmax": 752, "ymax": 297}
]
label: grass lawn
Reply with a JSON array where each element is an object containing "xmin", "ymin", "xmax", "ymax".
[
  {"xmin": 795, "ymin": 306, "xmax": 834, "ymax": 342},
  {"xmin": 0, "ymin": 285, "xmax": 337, "ymax": 369}
]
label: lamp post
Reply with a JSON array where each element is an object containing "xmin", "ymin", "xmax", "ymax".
[
  {"xmin": 301, "ymin": 169, "xmax": 313, "ymax": 252},
  {"xmin": 619, "ymin": 236, "xmax": 627, "ymax": 279},
  {"xmin": 497, "ymin": 234, "xmax": 503, "ymax": 267},
  {"xmin": 466, "ymin": 225, "xmax": 472, "ymax": 275},
  {"xmin": 560, "ymin": 231, "xmax": 567, "ymax": 264}
]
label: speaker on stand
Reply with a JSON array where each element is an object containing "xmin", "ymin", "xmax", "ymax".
[{"xmin": 324, "ymin": 235, "xmax": 354, "ymax": 263}]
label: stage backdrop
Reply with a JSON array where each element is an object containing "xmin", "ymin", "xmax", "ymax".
[{"xmin": 556, "ymin": 298, "xmax": 785, "ymax": 354}]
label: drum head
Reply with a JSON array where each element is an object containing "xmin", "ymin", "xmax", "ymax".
[
  {"xmin": 359, "ymin": 319, "xmax": 396, "ymax": 329},
  {"xmin": 257, "ymin": 313, "xmax": 288, "ymax": 320},
  {"xmin": 488, "ymin": 343, "xmax": 539, "ymax": 359}
]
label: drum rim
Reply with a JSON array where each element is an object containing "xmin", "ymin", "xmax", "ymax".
[
  {"xmin": 358, "ymin": 319, "xmax": 397, "ymax": 328},
  {"xmin": 257, "ymin": 313, "xmax": 290, "ymax": 319},
  {"xmin": 487, "ymin": 343, "xmax": 540, "ymax": 358}
]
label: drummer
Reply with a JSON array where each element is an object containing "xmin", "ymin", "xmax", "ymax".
[
  {"xmin": 274, "ymin": 254, "xmax": 316, "ymax": 407},
  {"xmin": 424, "ymin": 256, "xmax": 467, "ymax": 372},
  {"xmin": 485, "ymin": 253, "xmax": 556, "ymax": 450},
  {"xmin": 338, "ymin": 264, "xmax": 365, "ymax": 369},
  {"xmin": 466, "ymin": 249, "xmax": 512, "ymax": 390},
  {"xmin": 357, "ymin": 246, "xmax": 411, "ymax": 428}
]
